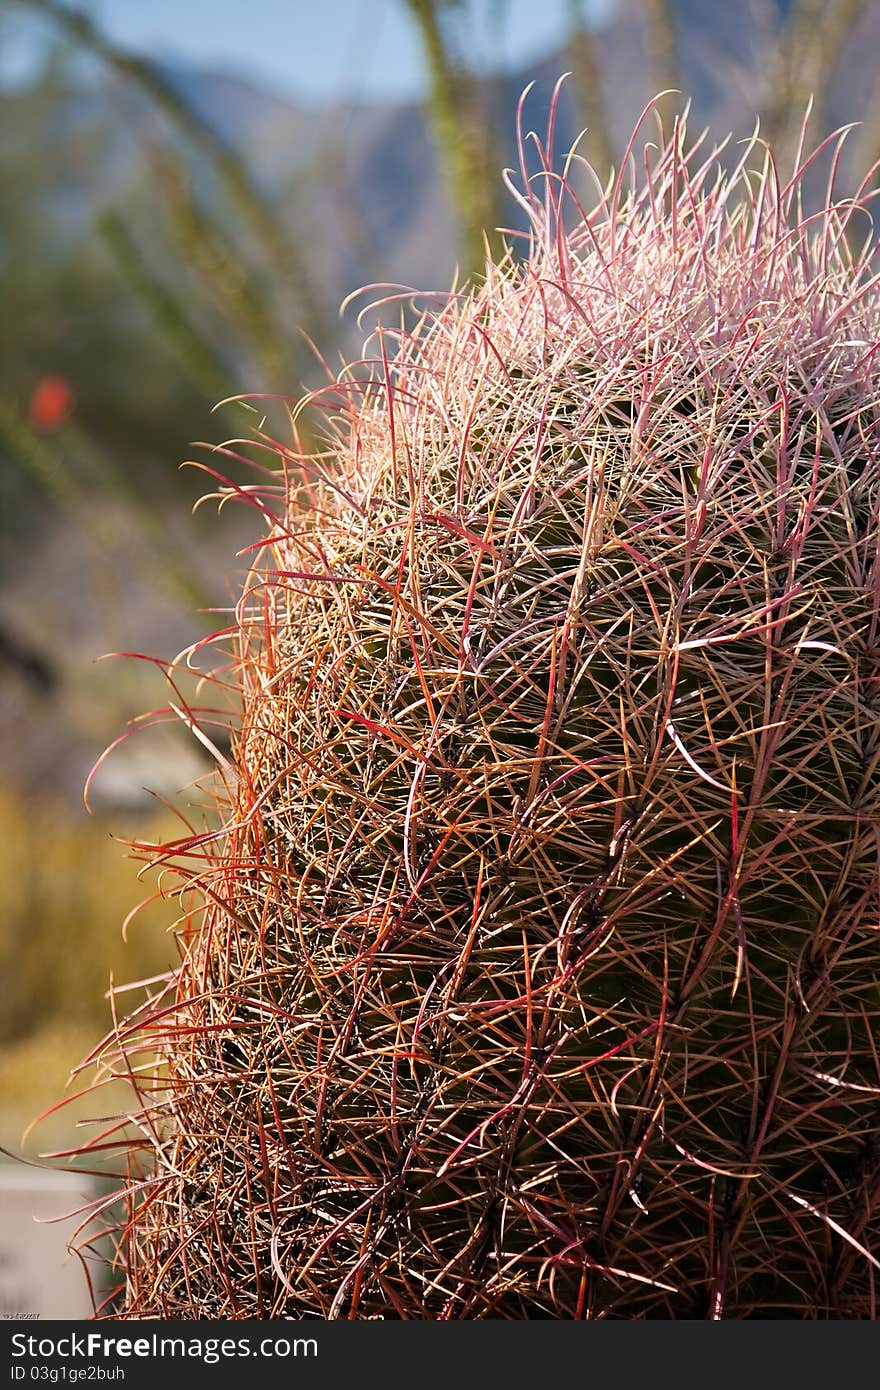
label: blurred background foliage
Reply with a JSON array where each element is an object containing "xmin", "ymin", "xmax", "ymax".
[{"xmin": 2, "ymin": 0, "xmax": 880, "ymax": 1158}]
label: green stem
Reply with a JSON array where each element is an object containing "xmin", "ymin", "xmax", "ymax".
[
  {"xmin": 21, "ymin": 0, "xmax": 331, "ymax": 348},
  {"xmin": 150, "ymin": 150, "xmax": 292, "ymax": 391},
  {"xmin": 638, "ymin": 0, "xmax": 680, "ymax": 130},
  {"xmin": 98, "ymin": 211, "xmax": 233, "ymax": 401},
  {"xmin": 406, "ymin": 0, "xmax": 504, "ymax": 276},
  {"xmin": 566, "ymin": 0, "xmax": 614, "ymax": 180}
]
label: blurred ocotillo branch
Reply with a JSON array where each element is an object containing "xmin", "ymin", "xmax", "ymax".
[
  {"xmin": 567, "ymin": 0, "xmax": 614, "ymax": 180},
  {"xmin": 21, "ymin": 0, "xmax": 332, "ymax": 351},
  {"xmin": 639, "ymin": 0, "xmax": 680, "ymax": 120},
  {"xmin": 405, "ymin": 0, "xmax": 505, "ymax": 274},
  {"xmin": 147, "ymin": 150, "xmax": 293, "ymax": 390},
  {"xmin": 97, "ymin": 211, "xmax": 234, "ymax": 402},
  {"xmin": 762, "ymin": 0, "xmax": 869, "ymax": 163},
  {"xmin": 559, "ymin": 0, "xmax": 870, "ymax": 190}
]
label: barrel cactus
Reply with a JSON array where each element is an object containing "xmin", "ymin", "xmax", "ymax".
[{"xmin": 88, "ymin": 99, "xmax": 880, "ymax": 1318}]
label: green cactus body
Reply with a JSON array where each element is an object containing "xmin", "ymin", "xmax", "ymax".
[{"xmin": 90, "ymin": 100, "xmax": 880, "ymax": 1318}]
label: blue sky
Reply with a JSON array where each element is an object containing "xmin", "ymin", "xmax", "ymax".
[{"xmin": 3, "ymin": 0, "xmax": 612, "ymax": 105}]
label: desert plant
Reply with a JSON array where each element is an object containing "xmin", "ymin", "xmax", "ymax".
[{"xmin": 74, "ymin": 95, "xmax": 880, "ymax": 1318}]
